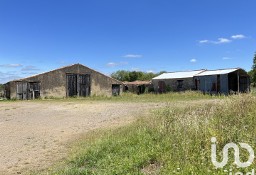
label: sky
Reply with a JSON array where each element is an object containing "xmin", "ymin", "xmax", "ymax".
[{"xmin": 0, "ymin": 0, "xmax": 256, "ymax": 83}]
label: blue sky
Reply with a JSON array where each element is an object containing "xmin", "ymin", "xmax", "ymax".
[{"xmin": 0, "ymin": 0, "xmax": 255, "ymax": 83}]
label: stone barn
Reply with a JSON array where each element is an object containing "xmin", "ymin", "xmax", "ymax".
[
  {"xmin": 4, "ymin": 64, "xmax": 123, "ymax": 99},
  {"xmin": 152, "ymin": 70, "xmax": 205, "ymax": 93}
]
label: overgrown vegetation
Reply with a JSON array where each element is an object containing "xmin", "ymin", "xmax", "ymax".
[
  {"xmin": 42, "ymin": 93, "xmax": 256, "ymax": 175},
  {"xmin": 42, "ymin": 91, "xmax": 217, "ymax": 103},
  {"xmin": 0, "ymin": 84, "xmax": 4, "ymax": 91},
  {"xmin": 111, "ymin": 70, "xmax": 166, "ymax": 82},
  {"xmin": 248, "ymin": 52, "xmax": 256, "ymax": 87},
  {"xmin": 0, "ymin": 84, "xmax": 4, "ymax": 98}
]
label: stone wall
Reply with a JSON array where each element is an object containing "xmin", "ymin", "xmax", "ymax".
[
  {"xmin": 152, "ymin": 78, "xmax": 195, "ymax": 92},
  {"xmin": 6, "ymin": 64, "xmax": 123, "ymax": 99}
]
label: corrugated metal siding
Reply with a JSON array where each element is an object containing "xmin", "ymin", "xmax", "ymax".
[
  {"xmin": 196, "ymin": 74, "xmax": 229, "ymax": 94},
  {"xmin": 220, "ymin": 74, "xmax": 228, "ymax": 94},
  {"xmin": 203, "ymin": 75, "xmax": 216, "ymax": 92}
]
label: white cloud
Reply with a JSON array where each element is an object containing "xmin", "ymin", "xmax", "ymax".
[
  {"xmin": 199, "ymin": 34, "xmax": 246, "ymax": 45},
  {"xmin": 21, "ymin": 65, "xmax": 40, "ymax": 71},
  {"xmin": 216, "ymin": 38, "xmax": 232, "ymax": 44},
  {"xmin": 199, "ymin": 40, "xmax": 209, "ymax": 44},
  {"xmin": 198, "ymin": 38, "xmax": 231, "ymax": 44},
  {"xmin": 0, "ymin": 64, "xmax": 23, "ymax": 68},
  {"xmin": 146, "ymin": 70, "xmax": 155, "ymax": 73},
  {"xmin": 222, "ymin": 57, "xmax": 232, "ymax": 60},
  {"xmin": 190, "ymin": 59, "xmax": 197, "ymax": 63},
  {"xmin": 106, "ymin": 62, "xmax": 128, "ymax": 67},
  {"xmin": 123, "ymin": 54, "xmax": 142, "ymax": 58},
  {"xmin": 0, "ymin": 71, "xmax": 22, "ymax": 84},
  {"xmin": 107, "ymin": 62, "xmax": 117, "ymax": 67},
  {"xmin": 231, "ymin": 34, "xmax": 246, "ymax": 39}
]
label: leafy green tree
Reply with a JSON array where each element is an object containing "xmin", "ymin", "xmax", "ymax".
[
  {"xmin": 0, "ymin": 84, "xmax": 3, "ymax": 90},
  {"xmin": 111, "ymin": 70, "xmax": 130, "ymax": 82},
  {"xmin": 111, "ymin": 70, "xmax": 166, "ymax": 82},
  {"xmin": 251, "ymin": 52, "xmax": 256, "ymax": 87}
]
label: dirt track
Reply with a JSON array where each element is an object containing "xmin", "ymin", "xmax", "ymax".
[{"xmin": 0, "ymin": 100, "xmax": 161, "ymax": 175}]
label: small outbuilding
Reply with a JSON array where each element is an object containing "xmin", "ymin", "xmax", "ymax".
[
  {"xmin": 123, "ymin": 80, "xmax": 152, "ymax": 94},
  {"xmin": 152, "ymin": 68, "xmax": 250, "ymax": 94},
  {"xmin": 194, "ymin": 68, "xmax": 250, "ymax": 94},
  {"xmin": 152, "ymin": 69, "xmax": 205, "ymax": 93},
  {"xmin": 4, "ymin": 64, "xmax": 123, "ymax": 99}
]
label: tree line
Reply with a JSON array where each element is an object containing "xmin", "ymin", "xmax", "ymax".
[
  {"xmin": 0, "ymin": 84, "xmax": 4, "ymax": 91},
  {"xmin": 111, "ymin": 70, "xmax": 166, "ymax": 82},
  {"xmin": 248, "ymin": 52, "xmax": 256, "ymax": 86}
]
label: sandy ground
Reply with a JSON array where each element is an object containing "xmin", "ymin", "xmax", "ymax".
[{"xmin": 0, "ymin": 100, "xmax": 162, "ymax": 175}]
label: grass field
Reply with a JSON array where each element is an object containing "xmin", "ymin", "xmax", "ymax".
[
  {"xmin": 33, "ymin": 91, "xmax": 256, "ymax": 175},
  {"xmin": 0, "ymin": 91, "xmax": 218, "ymax": 103}
]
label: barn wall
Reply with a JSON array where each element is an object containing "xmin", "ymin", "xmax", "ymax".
[
  {"xmin": 152, "ymin": 78, "xmax": 195, "ymax": 92},
  {"xmin": 7, "ymin": 82, "xmax": 17, "ymax": 99},
  {"xmin": 195, "ymin": 75, "xmax": 229, "ymax": 94},
  {"xmin": 196, "ymin": 75, "xmax": 216, "ymax": 93},
  {"xmin": 220, "ymin": 74, "xmax": 229, "ymax": 93},
  {"xmin": 7, "ymin": 64, "xmax": 122, "ymax": 99}
]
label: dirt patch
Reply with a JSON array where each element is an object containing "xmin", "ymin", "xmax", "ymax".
[
  {"xmin": 0, "ymin": 99, "xmax": 220, "ymax": 175},
  {"xmin": 0, "ymin": 101, "xmax": 162, "ymax": 175}
]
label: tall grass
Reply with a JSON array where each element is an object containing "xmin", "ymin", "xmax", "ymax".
[
  {"xmin": 34, "ymin": 91, "xmax": 218, "ymax": 103},
  {"xmin": 44, "ymin": 94, "xmax": 256, "ymax": 175}
]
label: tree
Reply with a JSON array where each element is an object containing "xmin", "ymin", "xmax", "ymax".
[
  {"xmin": 251, "ymin": 52, "xmax": 256, "ymax": 87},
  {"xmin": 111, "ymin": 70, "xmax": 130, "ymax": 82},
  {"xmin": 111, "ymin": 70, "xmax": 166, "ymax": 82},
  {"xmin": 0, "ymin": 84, "xmax": 4, "ymax": 92}
]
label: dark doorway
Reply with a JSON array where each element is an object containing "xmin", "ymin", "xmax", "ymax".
[
  {"xmin": 67, "ymin": 74, "xmax": 90, "ymax": 97},
  {"xmin": 228, "ymin": 71, "xmax": 249, "ymax": 93},
  {"xmin": 158, "ymin": 81, "xmax": 166, "ymax": 93},
  {"xmin": 28, "ymin": 82, "xmax": 40, "ymax": 99},
  {"xmin": 79, "ymin": 74, "xmax": 90, "ymax": 97},
  {"xmin": 16, "ymin": 82, "xmax": 40, "ymax": 100},
  {"xmin": 67, "ymin": 74, "xmax": 78, "ymax": 97},
  {"xmin": 112, "ymin": 84, "xmax": 121, "ymax": 96},
  {"xmin": 195, "ymin": 79, "xmax": 198, "ymax": 90},
  {"xmin": 239, "ymin": 76, "xmax": 249, "ymax": 92},
  {"xmin": 177, "ymin": 80, "xmax": 184, "ymax": 91},
  {"xmin": 137, "ymin": 85, "xmax": 146, "ymax": 95},
  {"xmin": 228, "ymin": 72, "xmax": 238, "ymax": 92},
  {"xmin": 217, "ymin": 75, "xmax": 220, "ymax": 93}
]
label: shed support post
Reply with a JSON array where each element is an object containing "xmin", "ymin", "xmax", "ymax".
[
  {"xmin": 237, "ymin": 71, "xmax": 240, "ymax": 93},
  {"xmin": 77, "ymin": 74, "xmax": 80, "ymax": 97},
  {"xmin": 248, "ymin": 77, "xmax": 250, "ymax": 93}
]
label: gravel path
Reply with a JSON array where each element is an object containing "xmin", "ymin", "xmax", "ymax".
[{"xmin": 0, "ymin": 101, "xmax": 161, "ymax": 175}]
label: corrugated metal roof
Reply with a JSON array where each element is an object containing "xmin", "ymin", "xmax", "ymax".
[
  {"xmin": 195, "ymin": 68, "xmax": 239, "ymax": 76},
  {"xmin": 152, "ymin": 70, "xmax": 205, "ymax": 80}
]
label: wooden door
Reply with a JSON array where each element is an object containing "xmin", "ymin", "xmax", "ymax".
[
  {"xmin": 16, "ymin": 82, "xmax": 28, "ymax": 100},
  {"xmin": 67, "ymin": 74, "xmax": 78, "ymax": 97},
  {"xmin": 79, "ymin": 74, "xmax": 90, "ymax": 97}
]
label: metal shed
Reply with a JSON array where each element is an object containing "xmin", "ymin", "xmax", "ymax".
[
  {"xmin": 152, "ymin": 70, "xmax": 205, "ymax": 93},
  {"xmin": 194, "ymin": 68, "xmax": 250, "ymax": 94}
]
